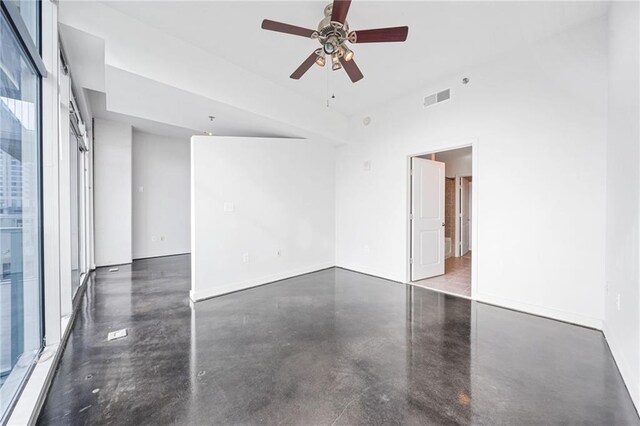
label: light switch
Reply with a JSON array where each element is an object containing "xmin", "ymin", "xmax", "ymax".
[
  {"xmin": 224, "ymin": 202, "xmax": 234, "ymax": 212},
  {"xmin": 138, "ymin": 186, "xmax": 144, "ymax": 193},
  {"xmin": 363, "ymin": 160, "xmax": 371, "ymax": 171}
]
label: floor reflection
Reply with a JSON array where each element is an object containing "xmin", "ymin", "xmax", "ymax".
[
  {"xmin": 38, "ymin": 256, "xmax": 639, "ymax": 425},
  {"xmin": 406, "ymin": 287, "xmax": 472, "ymax": 424}
]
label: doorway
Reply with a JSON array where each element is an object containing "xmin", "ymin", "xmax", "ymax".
[{"xmin": 409, "ymin": 145, "xmax": 474, "ymax": 298}]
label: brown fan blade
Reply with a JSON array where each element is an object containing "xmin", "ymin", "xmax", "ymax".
[
  {"xmin": 331, "ymin": 0, "xmax": 351, "ymax": 24},
  {"xmin": 350, "ymin": 26, "xmax": 409, "ymax": 43},
  {"xmin": 339, "ymin": 57, "xmax": 364, "ymax": 83},
  {"xmin": 290, "ymin": 51, "xmax": 319, "ymax": 80},
  {"xmin": 261, "ymin": 19, "xmax": 317, "ymax": 38}
]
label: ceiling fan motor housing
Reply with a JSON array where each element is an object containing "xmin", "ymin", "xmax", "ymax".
[
  {"xmin": 318, "ymin": 3, "xmax": 350, "ymax": 56},
  {"xmin": 261, "ymin": 0, "xmax": 409, "ymax": 83}
]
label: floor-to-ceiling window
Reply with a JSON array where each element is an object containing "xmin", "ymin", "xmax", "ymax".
[
  {"xmin": 70, "ymin": 124, "xmax": 79, "ymax": 295},
  {"xmin": 59, "ymin": 41, "xmax": 90, "ymax": 307},
  {"xmin": 69, "ymin": 112, "xmax": 87, "ymax": 296},
  {"xmin": 0, "ymin": 0, "xmax": 43, "ymax": 421},
  {"xmin": 76, "ymin": 124, "xmax": 88, "ymax": 286}
]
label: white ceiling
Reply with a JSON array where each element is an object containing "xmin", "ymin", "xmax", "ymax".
[
  {"xmin": 87, "ymin": 89, "xmax": 200, "ymax": 139},
  {"xmin": 433, "ymin": 146, "xmax": 471, "ymax": 165},
  {"xmin": 59, "ymin": 24, "xmax": 314, "ymax": 140},
  {"xmin": 85, "ymin": 64, "xmax": 310, "ymax": 140},
  {"xmin": 102, "ymin": 65, "xmax": 304, "ymax": 139},
  {"xmin": 101, "ymin": 1, "xmax": 609, "ymax": 116}
]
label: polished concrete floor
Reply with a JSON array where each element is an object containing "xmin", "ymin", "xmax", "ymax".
[
  {"xmin": 38, "ymin": 255, "xmax": 638, "ymax": 425},
  {"xmin": 414, "ymin": 252, "xmax": 472, "ymax": 297}
]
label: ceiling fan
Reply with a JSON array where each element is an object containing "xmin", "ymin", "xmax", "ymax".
[{"xmin": 261, "ymin": 0, "xmax": 408, "ymax": 83}]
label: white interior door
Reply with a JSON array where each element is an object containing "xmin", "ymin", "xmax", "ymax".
[
  {"xmin": 460, "ymin": 177, "xmax": 470, "ymax": 256},
  {"xmin": 411, "ymin": 157, "xmax": 445, "ymax": 281}
]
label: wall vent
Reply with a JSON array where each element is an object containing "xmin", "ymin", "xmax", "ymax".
[{"xmin": 424, "ymin": 89, "xmax": 450, "ymax": 107}]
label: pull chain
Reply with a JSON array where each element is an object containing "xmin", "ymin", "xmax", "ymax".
[{"xmin": 326, "ymin": 62, "xmax": 330, "ymax": 108}]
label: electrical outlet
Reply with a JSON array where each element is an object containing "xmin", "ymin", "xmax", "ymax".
[
  {"xmin": 276, "ymin": 249, "xmax": 281, "ymax": 257},
  {"xmin": 107, "ymin": 329, "xmax": 128, "ymax": 341},
  {"xmin": 616, "ymin": 293, "xmax": 621, "ymax": 311},
  {"xmin": 224, "ymin": 202, "xmax": 234, "ymax": 212},
  {"xmin": 242, "ymin": 253, "xmax": 249, "ymax": 263},
  {"xmin": 160, "ymin": 236, "xmax": 165, "ymax": 241}
]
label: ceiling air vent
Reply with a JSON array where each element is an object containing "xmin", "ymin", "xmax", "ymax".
[{"xmin": 424, "ymin": 89, "xmax": 450, "ymax": 107}]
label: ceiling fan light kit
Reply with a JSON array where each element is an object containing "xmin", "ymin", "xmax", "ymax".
[
  {"xmin": 314, "ymin": 49, "xmax": 326, "ymax": 67},
  {"xmin": 261, "ymin": 0, "xmax": 409, "ymax": 83},
  {"xmin": 340, "ymin": 44, "xmax": 354, "ymax": 62},
  {"xmin": 331, "ymin": 53, "xmax": 342, "ymax": 70}
]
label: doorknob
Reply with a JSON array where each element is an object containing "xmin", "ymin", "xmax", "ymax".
[{"xmin": 442, "ymin": 222, "xmax": 445, "ymax": 227}]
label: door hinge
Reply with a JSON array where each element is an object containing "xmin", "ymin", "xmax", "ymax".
[
  {"xmin": 409, "ymin": 258, "xmax": 414, "ymax": 264},
  {"xmin": 409, "ymin": 214, "xmax": 413, "ymax": 220}
]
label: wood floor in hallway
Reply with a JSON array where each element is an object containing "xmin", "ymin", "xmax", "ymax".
[{"xmin": 413, "ymin": 251, "xmax": 472, "ymax": 297}]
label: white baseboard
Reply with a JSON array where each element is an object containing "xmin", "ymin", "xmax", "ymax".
[
  {"xmin": 334, "ymin": 265, "xmax": 603, "ymax": 330},
  {"xmin": 191, "ymin": 259, "xmax": 603, "ymax": 331},
  {"xmin": 190, "ymin": 262, "xmax": 334, "ymax": 302},
  {"xmin": 132, "ymin": 251, "xmax": 191, "ymax": 261},
  {"xmin": 334, "ymin": 262, "xmax": 402, "ymax": 284},
  {"xmin": 476, "ymin": 292, "xmax": 603, "ymax": 329},
  {"xmin": 603, "ymin": 322, "xmax": 640, "ymax": 411}
]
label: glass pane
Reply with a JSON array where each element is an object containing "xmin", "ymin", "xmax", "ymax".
[
  {"xmin": 11, "ymin": 0, "xmax": 38, "ymax": 49},
  {"xmin": 0, "ymin": 9, "xmax": 42, "ymax": 420},
  {"xmin": 70, "ymin": 129, "xmax": 79, "ymax": 295},
  {"xmin": 78, "ymin": 149, "xmax": 85, "ymax": 277}
]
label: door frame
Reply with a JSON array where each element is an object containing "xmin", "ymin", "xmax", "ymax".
[
  {"xmin": 455, "ymin": 175, "xmax": 472, "ymax": 257},
  {"xmin": 406, "ymin": 138, "xmax": 478, "ymax": 300}
]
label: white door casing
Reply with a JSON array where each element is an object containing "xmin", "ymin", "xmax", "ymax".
[
  {"xmin": 460, "ymin": 176, "xmax": 470, "ymax": 256},
  {"xmin": 468, "ymin": 181, "xmax": 472, "ymax": 247},
  {"xmin": 411, "ymin": 157, "xmax": 445, "ymax": 281}
]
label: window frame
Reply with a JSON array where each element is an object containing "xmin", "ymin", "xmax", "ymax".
[
  {"xmin": 0, "ymin": 0, "xmax": 46, "ymax": 77},
  {"xmin": 0, "ymin": 0, "xmax": 45, "ymax": 422}
]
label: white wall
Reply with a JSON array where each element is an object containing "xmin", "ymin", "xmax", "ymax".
[
  {"xmin": 336, "ymin": 18, "xmax": 608, "ymax": 328},
  {"xmin": 604, "ymin": 1, "xmax": 640, "ymax": 408},
  {"xmin": 132, "ymin": 131, "xmax": 190, "ymax": 259},
  {"xmin": 93, "ymin": 118, "xmax": 132, "ymax": 266},
  {"xmin": 191, "ymin": 136, "xmax": 335, "ymax": 301}
]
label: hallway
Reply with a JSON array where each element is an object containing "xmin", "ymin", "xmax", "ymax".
[
  {"xmin": 414, "ymin": 252, "xmax": 472, "ymax": 297},
  {"xmin": 38, "ymin": 256, "xmax": 638, "ymax": 425}
]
